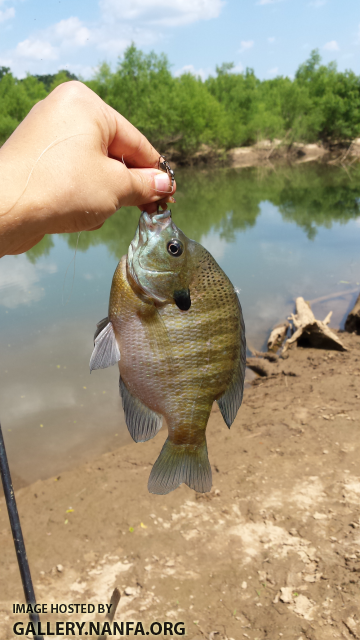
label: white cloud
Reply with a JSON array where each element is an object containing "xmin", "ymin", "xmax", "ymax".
[
  {"xmin": 0, "ymin": 255, "xmax": 57, "ymax": 309},
  {"xmin": 96, "ymin": 36, "xmax": 133, "ymax": 55},
  {"xmin": 323, "ymin": 40, "xmax": 339, "ymax": 51},
  {"xmin": 15, "ymin": 38, "xmax": 58, "ymax": 60},
  {"xmin": 231, "ymin": 62, "xmax": 244, "ymax": 74},
  {"xmin": 0, "ymin": 6, "xmax": 14, "ymax": 23},
  {"xmin": 267, "ymin": 66, "xmax": 279, "ymax": 76},
  {"xmin": 94, "ymin": 23, "xmax": 156, "ymax": 55},
  {"xmin": 0, "ymin": 54, "xmax": 12, "ymax": 67},
  {"xmin": 1, "ymin": 16, "xmax": 93, "ymax": 75},
  {"xmin": 268, "ymin": 36, "xmax": 275, "ymax": 43},
  {"xmin": 59, "ymin": 62, "xmax": 97, "ymax": 78},
  {"xmin": 0, "ymin": 0, "xmax": 226, "ymax": 78},
  {"xmin": 53, "ymin": 17, "xmax": 91, "ymax": 48},
  {"xmin": 99, "ymin": 0, "xmax": 225, "ymax": 27},
  {"xmin": 257, "ymin": 0, "xmax": 284, "ymax": 5},
  {"xmin": 2, "ymin": 381, "xmax": 76, "ymax": 421},
  {"xmin": 238, "ymin": 40, "xmax": 254, "ymax": 53}
]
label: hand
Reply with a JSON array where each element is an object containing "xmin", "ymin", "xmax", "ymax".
[{"xmin": 0, "ymin": 81, "xmax": 176, "ymax": 257}]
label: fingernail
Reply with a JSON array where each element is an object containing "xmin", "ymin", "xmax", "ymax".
[{"xmin": 154, "ymin": 172, "xmax": 171, "ymax": 193}]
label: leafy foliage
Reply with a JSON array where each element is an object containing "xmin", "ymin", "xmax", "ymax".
[
  {"xmin": 1, "ymin": 46, "xmax": 360, "ymax": 156},
  {"xmin": 0, "ymin": 68, "xmax": 47, "ymax": 144}
]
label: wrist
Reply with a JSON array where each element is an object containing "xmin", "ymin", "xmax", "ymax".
[{"xmin": 0, "ymin": 150, "xmax": 40, "ymax": 257}]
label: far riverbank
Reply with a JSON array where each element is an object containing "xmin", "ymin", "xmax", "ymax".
[{"xmin": 167, "ymin": 138, "xmax": 360, "ymax": 168}]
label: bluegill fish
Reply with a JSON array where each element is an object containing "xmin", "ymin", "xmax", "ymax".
[{"xmin": 90, "ymin": 210, "xmax": 246, "ymax": 495}]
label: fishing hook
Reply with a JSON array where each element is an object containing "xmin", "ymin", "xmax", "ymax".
[{"xmin": 158, "ymin": 155, "xmax": 175, "ymax": 188}]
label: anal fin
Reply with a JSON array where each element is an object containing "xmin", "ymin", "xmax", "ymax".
[
  {"xmin": 90, "ymin": 318, "xmax": 120, "ymax": 372},
  {"xmin": 120, "ymin": 377, "xmax": 162, "ymax": 443}
]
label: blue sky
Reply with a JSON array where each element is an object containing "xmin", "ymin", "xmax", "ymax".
[{"xmin": 0, "ymin": 0, "xmax": 359, "ymax": 80}]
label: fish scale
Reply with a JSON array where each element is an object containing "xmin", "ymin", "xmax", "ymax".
[{"xmin": 90, "ymin": 210, "xmax": 245, "ymax": 495}]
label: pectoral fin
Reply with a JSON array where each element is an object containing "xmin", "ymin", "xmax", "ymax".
[
  {"xmin": 119, "ymin": 377, "xmax": 162, "ymax": 443},
  {"xmin": 90, "ymin": 319, "xmax": 120, "ymax": 372},
  {"xmin": 94, "ymin": 317, "xmax": 110, "ymax": 341}
]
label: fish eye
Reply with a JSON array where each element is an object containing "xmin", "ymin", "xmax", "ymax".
[{"xmin": 167, "ymin": 239, "xmax": 183, "ymax": 257}]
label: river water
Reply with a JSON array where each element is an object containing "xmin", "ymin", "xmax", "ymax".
[{"xmin": 1, "ymin": 164, "xmax": 360, "ymax": 486}]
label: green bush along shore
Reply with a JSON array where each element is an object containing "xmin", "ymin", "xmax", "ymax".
[{"xmin": 1, "ymin": 46, "xmax": 360, "ymax": 160}]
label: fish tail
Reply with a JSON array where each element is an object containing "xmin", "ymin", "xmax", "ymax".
[{"xmin": 148, "ymin": 437, "xmax": 212, "ymax": 495}]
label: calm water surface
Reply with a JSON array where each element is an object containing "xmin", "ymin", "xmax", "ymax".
[{"xmin": 1, "ymin": 164, "xmax": 360, "ymax": 486}]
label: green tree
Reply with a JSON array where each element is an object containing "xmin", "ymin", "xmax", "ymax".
[{"xmin": 2, "ymin": 45, "xmax": 360, "ymax": 156}]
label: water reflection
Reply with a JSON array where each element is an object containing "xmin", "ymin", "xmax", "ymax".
[
  {"xmin": 1, "ymin": 164, "xmax": 360, "ymax": 488},
  {"xmin": 0, "ymin": 255, "xmax": 57, "ymax": 308},
  {"xmin": 26, "ymin": 164, "xmax": 360, "ymax": 264}
]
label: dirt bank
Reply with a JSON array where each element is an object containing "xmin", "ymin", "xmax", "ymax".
[
  {"xmin": 1, "ymin": 330, "xmax": 360, "ymax": 639},
  {"xmin": 228, "ymin": 138, "xmax": 360, "ymax": 168},
  {"xmin": 169, "ymin": 139, "xmax": 360, "ymax": 168}
]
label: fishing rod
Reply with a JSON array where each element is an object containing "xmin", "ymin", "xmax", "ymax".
[{"xmin": 0, "ymin": 423, "xmax": 44, "ymax": 640}]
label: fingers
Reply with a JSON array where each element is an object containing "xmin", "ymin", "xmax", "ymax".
[
  {"xmin": 106, "ymin": 105, "xmax": 161, "ymax": 169},
  {"xmin": 104, "ymin": 159, "xmax": 176, "ymax": 208}
]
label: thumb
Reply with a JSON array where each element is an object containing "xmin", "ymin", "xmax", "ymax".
[{"xmin": 106, "ymin": 160, "xmax": 176, "ymax": 208}]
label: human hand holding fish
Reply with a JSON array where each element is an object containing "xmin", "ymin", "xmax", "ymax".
[{"xmin": 0, "ymin": 81, "xmax": 176, "ymax": 258}]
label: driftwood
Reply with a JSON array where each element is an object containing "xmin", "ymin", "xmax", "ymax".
[
  {"xmin": 283, "ymin": 297, "xmax": 347, "ymax": 353},
  {"xmin": 267, "ymin": 321, "xmax": 289, "ymax": 351},
  {"xmin": 345, "ymin": 293, "xmax": 360, "ymax": 335}
]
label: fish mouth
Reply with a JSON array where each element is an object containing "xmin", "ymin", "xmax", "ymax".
[
  {"xmin": 139, "ymin": 210, "xmax": 173, "ymax": 238},
  {"xmin": 143, "ymin": 209, "xmax": 172, "ymax": 226},
  {"xmin": 129, "ymin": 211, "xmax": 173, "ymax": 256},
  {"xmin": 127, "ymin": 209, "xmax": 178, "ymax": 305}
]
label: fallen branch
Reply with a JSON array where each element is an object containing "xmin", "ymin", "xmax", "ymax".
[
  {"xmin": 308, "ymin": 287, "xmax": 359, "ymax": 305},
  {"xmin": 283, "ymin": 297, "xmax": 347, "ymax": 353},
  {"xmin": 267, "ymin": 321, "xmax": 289, "ymax": 351},
  {"xmin": 345, "ymin": 293, "xmax": 360, "ymax": 335}
]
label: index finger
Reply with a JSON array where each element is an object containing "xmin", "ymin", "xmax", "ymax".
[{"xmin": 106, "ymin": 104, "xmax": 161, "ymax": 169}]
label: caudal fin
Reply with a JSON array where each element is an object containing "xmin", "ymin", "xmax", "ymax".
[{"xmin": 148, "ymin": 438, "xmax": 212, "ymax": 495}]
